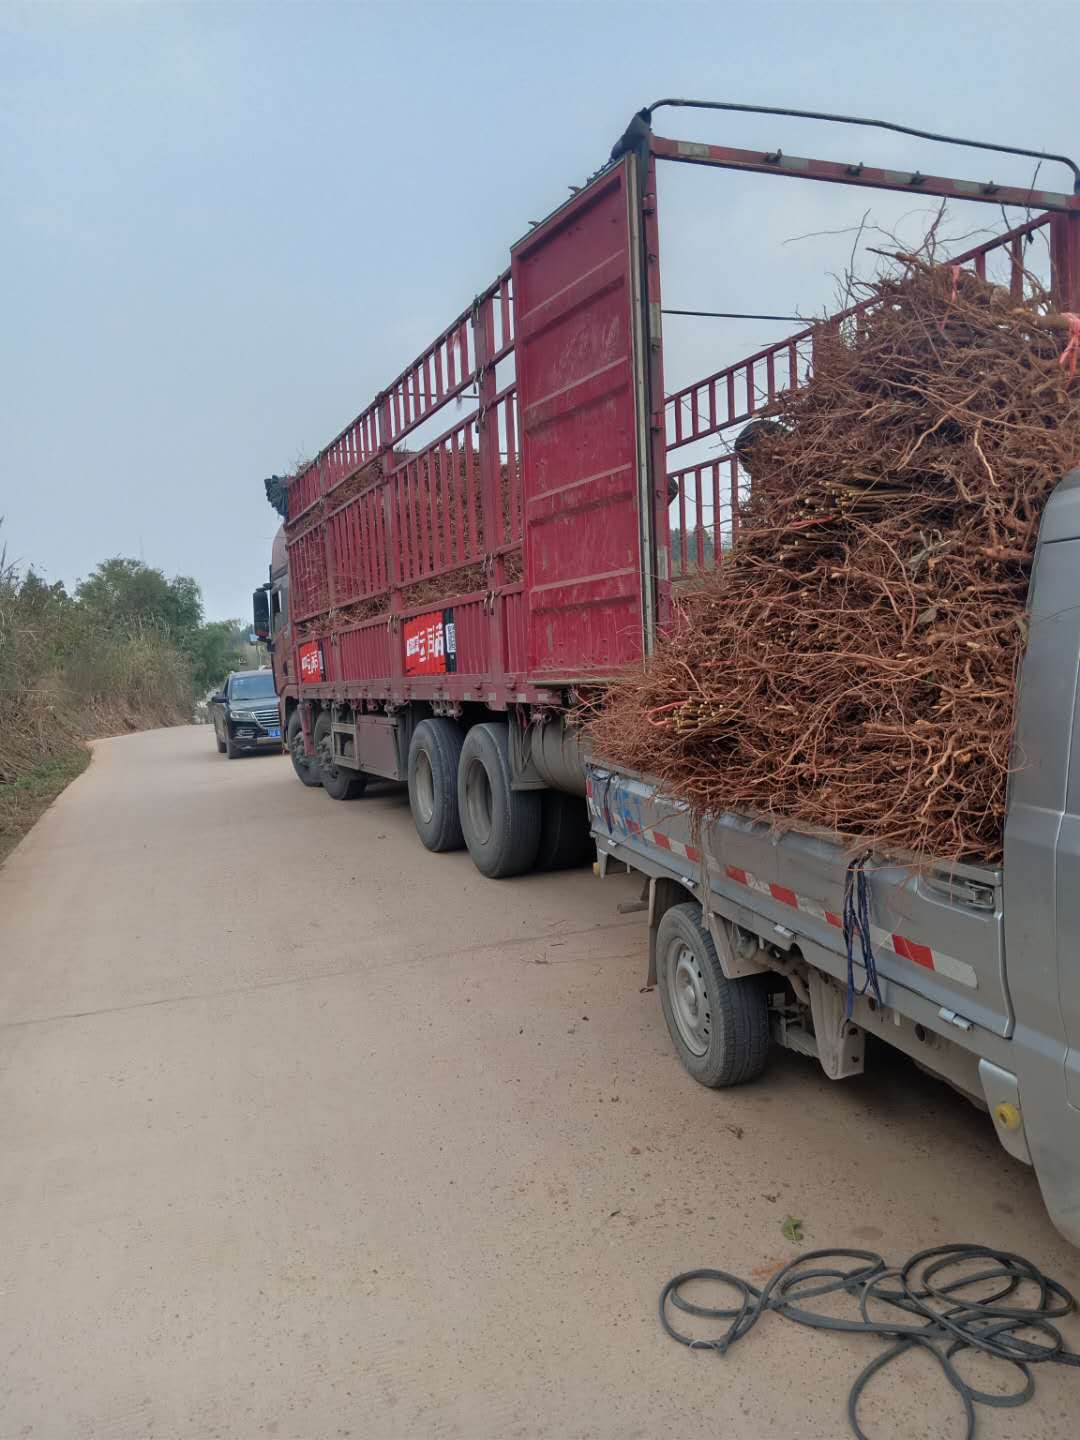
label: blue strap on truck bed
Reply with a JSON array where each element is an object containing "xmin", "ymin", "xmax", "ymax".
[{"xmin": 843, "ymin": 856, "xmax": 883, "ymax": 1018}]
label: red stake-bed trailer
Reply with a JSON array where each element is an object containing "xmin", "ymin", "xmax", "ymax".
[{"xmin": 258, "ymin": 101, "xmax": 1080, "ymax": 878}]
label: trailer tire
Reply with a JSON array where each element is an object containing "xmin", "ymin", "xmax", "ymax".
[
  {"xmin": 408, "ymin": 718, "xmax": 465, "ymax": 852},
  {"xmin": 314, "ymin": 711, "xmax": 367, "ymax": 800},
  {"xmin": 656, "ymin": 902, "xmax": 770, "ymax": 1088},
  {"xmin": 536, "ymin": 791, "xmax": 593, "ymax": 871},
  {"xmin": 287, "ymin": 709, "xmax": 322, "ymax": 788},
  {"xmin": 458, "ymin": 722, "xmax": 541, "ymax": 878}
]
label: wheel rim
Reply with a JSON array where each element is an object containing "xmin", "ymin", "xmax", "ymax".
[
  {"xmin": 667, "ymin": 942, "xmax": 711, "ymax": 1057},
  {"xmin": 464, "ymin": 756, "xmax": 493, "ymax": 845},
  {"xmin": 414, "ymin": 748, "xmax": 435, "ymax": 824}
]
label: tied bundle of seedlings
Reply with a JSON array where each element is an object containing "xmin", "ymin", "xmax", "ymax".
[{"xmin": 590, "ymin": 255, "xmax": 1080, "ymax": 863}]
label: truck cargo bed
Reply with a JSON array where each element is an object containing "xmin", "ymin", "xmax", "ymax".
[{"xmin": 587, "ymin": 763, "xmax": 1010, "ymax": 1037}]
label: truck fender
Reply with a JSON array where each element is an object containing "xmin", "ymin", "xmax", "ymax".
[
  {"xmin": 706, "ymin": 911, "xmax": 771, "ymax": 981},
  {"xmin": 647, "ymin": 876, "xmax": 692, "ymax": 987}
]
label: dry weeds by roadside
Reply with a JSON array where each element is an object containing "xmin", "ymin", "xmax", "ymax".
[{"xmin": 0, "ymin": 537, "xmax": 197, "ymax": 862}]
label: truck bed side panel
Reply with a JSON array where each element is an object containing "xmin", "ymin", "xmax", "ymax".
[{"xmin": 588, "ymin": 766, "xmax": 1011, "ymax": 1038}]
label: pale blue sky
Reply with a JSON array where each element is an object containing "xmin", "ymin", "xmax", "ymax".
[{"xmin": 3, "ymin": 0, "xmax": 1078, "ymax": 619}]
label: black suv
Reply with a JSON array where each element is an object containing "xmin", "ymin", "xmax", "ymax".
[{"xmin": 210, "ymin": 669, "xmax": 281, "ymax": 758}]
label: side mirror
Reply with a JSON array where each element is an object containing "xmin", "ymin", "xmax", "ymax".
[
  {"xmin": 252, "ymin": 587, "xmax": 271, "ymax": 641},
  {"xmin": 211, "ymin": 692, "xmax": 227, "ymax": 706}
]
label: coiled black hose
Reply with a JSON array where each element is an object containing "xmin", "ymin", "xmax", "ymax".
[{"xmin": 659, "ymin": 1245, "xmax": 1079, "ymax": 1438}]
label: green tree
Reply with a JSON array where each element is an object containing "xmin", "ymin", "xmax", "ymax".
[
  {"xmin": 73, "ymin": 557, "xmax": 252, "ymax": 694},
  {"xmin": 76, "ymin": 558, "xmax": 203, "ymax": 638},
  {"xmin": 187, "ymin": 619, "xmax": 247, "ymax": 694},
  {"xmin": 16, "ymin": 569, "xmax": 68, "ymax": 609}
]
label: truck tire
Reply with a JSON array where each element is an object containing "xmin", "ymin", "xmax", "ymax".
[
  {"xmin": 536, "ymin": 791, "xmax": 593, "ymax": 871},
  {"xmin": 314, "ymin": 711, "xmax": 367, "ymax": 800},
  {"xmin": 458, "ymin": 722, "xmax": 541, "ymax": 878},
  {"xmin": 287, "ymin": 709, "xmax": 322, "ymax": 788},
  {"xmin": 408, "ymin": 718, "xmax": 465, "ymax": 852},
  {"xmin": 225, "ymin": 731, "xmax": 239, "ymax": 759},
  {"xmin": 216, "ymin": 731, "xmax": 226, "ymax": 754},
  {"xmin": 655, "ymin": 902, "xmax": 770, "ymax": 1088}
]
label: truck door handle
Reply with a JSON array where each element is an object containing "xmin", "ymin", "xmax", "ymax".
[{"xmin": 918, "ymin": 871, "xmax": 996, "ymax": 910}]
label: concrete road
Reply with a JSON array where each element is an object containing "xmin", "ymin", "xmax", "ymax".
[{"xmin": 1, "ymin": 726, "xmax": 1077, "ymax": 1439}]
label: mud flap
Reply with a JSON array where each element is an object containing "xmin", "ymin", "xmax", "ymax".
[{"xmin": 807, "ymin": 970, "xmax": 865, "ymax": 1080}]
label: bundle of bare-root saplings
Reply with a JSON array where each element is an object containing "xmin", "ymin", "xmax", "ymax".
[{"xmin": 590, "ymin": 258, "xmax": 1080, "ymax": 863}]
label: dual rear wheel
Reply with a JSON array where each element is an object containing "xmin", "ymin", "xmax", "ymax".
[
  {"xmin": 408, "ymin": 718, "xmax": 591, "ymax": 878},
  {"xmin": 408, "ymin": 718, "xmax": 466, "ymax": 852},
  {"xmin": 288, "ymin": 708, "xmax": 365, "ymax": 798},
  {"xmin": 292, "ymin": 706, "xmax": 591, "ymax": 879}
]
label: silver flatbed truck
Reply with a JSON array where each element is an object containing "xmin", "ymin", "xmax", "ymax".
[{"xmin": 588, "ymin": 469, "xmax": 1080, "ymax": 1248}]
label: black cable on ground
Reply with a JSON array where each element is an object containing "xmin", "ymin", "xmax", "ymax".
[{"xmin": 659, "ymin": 1244, "xmax": 1079, "ymax": 1438}]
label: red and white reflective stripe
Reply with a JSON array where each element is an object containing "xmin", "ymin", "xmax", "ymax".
[
  {"xmin": 722, "ymin": 864, "xmax": 843, "ymax": 926},
  {"xmin": 624, "ymin": 818, "xmax": 701, "ymax": 865},
  {"xmin": 721, "ymin": 864, "xmax": 977, "ymax": 991},
  {"xmin": 584, "ymin": 786, "xmax": 700, "ymax": 860}
]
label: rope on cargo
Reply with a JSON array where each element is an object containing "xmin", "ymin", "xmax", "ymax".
[
  {"xmin": 842, "ymin": 855, "xmax": 882, "ymax": 1017},
  {"xmin": 659, "ymin": 1244, "xmax": 1080, "ymax": 1438}
]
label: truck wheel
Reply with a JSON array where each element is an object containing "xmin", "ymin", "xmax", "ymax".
[
  {"xmin": 408, "ymin": 718, "xmax": 465, "ymax": 852},
  {"xmin": 536, "ymin": 791, "xmax": 593, "ymax": 870},
  {"xmin": 655, "ymin": 902, "xmax": 770, "ymax": 1088},
  {"xmin": 225, "ymin": 731, "xmax": 239, "ymax": 759},
  {"xmin": 287, "ymin": 709, "xmax": 322, "ymax": 788},
  {"xmin": 458, "ymin": 722, "xmax": 541, "ymax": 878},
  {"xmin": 314, "ymin": 712, "xmax": 367, "ymax": 800}
]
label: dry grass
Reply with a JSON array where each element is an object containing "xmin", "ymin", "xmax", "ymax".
[
  {"xmin": 0, "ymin": 748, "xmax": 91, "ymax": 863},
  {"xmin": 0, "ymin": 549, "xmax": 194, "ymax": 861}
]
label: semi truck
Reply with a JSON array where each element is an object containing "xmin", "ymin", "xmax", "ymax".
[{"xmin": 255, "ymin": 102, "xmax": 1080, "ymax": 1242}]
